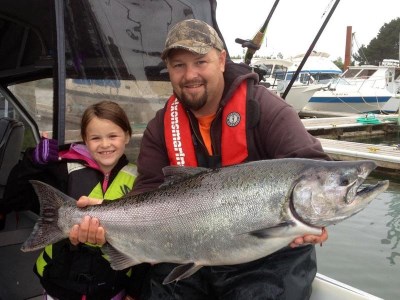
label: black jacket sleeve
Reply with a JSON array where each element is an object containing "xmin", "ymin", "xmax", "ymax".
[{"xmin": 1, "ymin": 149, "xmax": 67, "ymax": 215}]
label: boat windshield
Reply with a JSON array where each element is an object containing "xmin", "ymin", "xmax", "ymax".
[{"xmin": 0, "ymin": 0, "xmax": 217, "ymax": 162}]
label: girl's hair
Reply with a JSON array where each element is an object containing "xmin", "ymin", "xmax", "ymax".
[{"xmin": 81, "ymin": 101, "xmax": 132, "ymax": 141}]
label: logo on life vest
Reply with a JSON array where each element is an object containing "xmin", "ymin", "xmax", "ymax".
[
  {"xmin": 226, "ymin": 112, "xmax": 241, "ymax": 127},
  {"xmin": 170, "ymin": 99, "xmax": 186, "ymax": 166}
]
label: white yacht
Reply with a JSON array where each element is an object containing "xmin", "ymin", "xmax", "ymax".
[
  {"xmin": 252, "ymin": 52, "xmax": 342, "ymax": 112},
  {"xmin": 302, "ymin": 59, "xmax": 400, "ymax": 114}
]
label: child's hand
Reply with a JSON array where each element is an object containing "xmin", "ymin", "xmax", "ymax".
[
  {"xmin": 32, "ymin": 132, "xmax": 58, "ymax": 164},
  {"xmin": 69, "ymin": 196, "xmax": 105, "ymax": 246}
]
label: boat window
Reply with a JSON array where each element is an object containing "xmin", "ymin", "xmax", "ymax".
[
  {"xmin": 357, "ymin": 69, "xmax": 376, "ymax": 78},
  {"xmin": 263, "ymin": 64, "xmax": 274, "ymax": 76},
  {"xmin": 312, "ymin": 73, "xmax": 338, "ymax": 83},
  {"xmin": 273, "ymin": 65, "xmax": 288, "ymax": 80},
  {"xmin": 0, "ymin": 93, "xmax": 14, "ymax": 119},
  {"xmin": 0, "ymin": 86, "xmax": 37, "ymax": 150},
  {"xmin": 299, "ymin": 73, "xmax": 311, "ymax": 84},
  {"xmin": 365, "ymin": 70, "xmax": 376, "ymax": 77},
  {"xmin": 343, "ymin": 69, "xmax": 362, "ymax": 78},
  {"xmin": 62, "ymin": 1, "xmax": 213, "ymax": 162},
  {"xmin": 8, "ymin": 79, "xmax": 53, "ymax": 133},
  {"xmin": 64, "ymin": 79, "xmax": 172, "ymax": 160},
  {"xmin": 6, "ymin": 77, "xmax": 173, "ymax": 161},
  {"xmin": 0, "ymin": 14, "xmax": 48, "ymax": 73},
  {"xmin": 1, "ymin": 0, "xmax": 216, "ymax": 163},
  {"xmin": 395, "ymin": 69, "xmax": 400, "ymax": 80}
]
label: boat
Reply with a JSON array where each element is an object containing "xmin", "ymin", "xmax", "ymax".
[
  {"xmin": 341, "ymin": 59, "xmax": 400, "ymax": 112},
  {"xmin": 288, "ymin": 51, "xmax": 343, "ymax": 84},
  {"xmin": 0, "ymin": 0, "xmax": 386, "ymax": 299},
  {"xmin": 302, "ymin": 59, "xmax": 400, "ymax": 114},
  {"xmin": 311, "ymin": 273, "xmax": 383, "ymax": 300},
  {"xmin": 252, "ymin": 52, "xmax": 342, "ymax": 112}
]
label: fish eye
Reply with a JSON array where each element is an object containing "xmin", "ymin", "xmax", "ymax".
[{"xmin": 340, "ymin": 177, "xmax": 350, "ymax": 186}]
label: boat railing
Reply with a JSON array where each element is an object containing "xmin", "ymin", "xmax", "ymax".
[{"xmin": 330, "ymin": 75, "xmax": 392, "ymax": 92}]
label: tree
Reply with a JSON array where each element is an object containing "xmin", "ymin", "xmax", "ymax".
[
  {"xmin": 353, "ymin": 18, "xmax": 400, "ymax": 65},
  {"xmin": 333, "ymin": 57, "xmax": 344, "ymax": 70}
]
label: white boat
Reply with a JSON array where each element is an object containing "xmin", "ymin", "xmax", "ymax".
[
  {"xmin": 288, "ymin": 52, "xmax": 343, "ymax": 84},
  {"xmin": 252, "ymin": 52, "xmax": 342, "ymax": 112},
  {"xmin": 251, "ymin": 57, "xmax": 314, "ymax": 111},
  {"xmin": 311, "ymin": 273, "xmax": 383, "ymax": 300},
  {"xmin": 302, "ymin": 59, "xmax": 400, "ymax": 114}
]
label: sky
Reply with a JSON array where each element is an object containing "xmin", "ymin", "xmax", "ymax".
[{"xmin": 216, "ymin": 0, "xmax": 400, "ymax": 61}]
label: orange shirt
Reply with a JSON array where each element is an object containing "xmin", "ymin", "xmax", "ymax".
[{"xmin": 197, "ymin": 113, "xmax": 216, "ymax": 155}]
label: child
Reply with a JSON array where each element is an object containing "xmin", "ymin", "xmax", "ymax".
[{"xmin": 4, "ymin": 101, "xmax": 136, "ymax": 300}]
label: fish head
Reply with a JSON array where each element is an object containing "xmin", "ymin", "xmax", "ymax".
[{"xmin": 291, "ymin": 160, "xmax": 389, "ymax": 227}]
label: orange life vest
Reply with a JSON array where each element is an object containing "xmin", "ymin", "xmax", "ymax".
[{"xmin": 164, "ymin": 81, "xmax": 248, "ymax": 167}]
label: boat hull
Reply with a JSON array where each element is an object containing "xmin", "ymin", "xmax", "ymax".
[{"xmin": 303, "ymin": 91, "xmax": 392, "ymax": 114}]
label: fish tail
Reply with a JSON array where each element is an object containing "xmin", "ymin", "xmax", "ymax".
[{"xmin": 21, "ymin": 180, "xmax": 72, "ymax": 252}]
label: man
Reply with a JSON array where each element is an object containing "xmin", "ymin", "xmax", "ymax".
[{"xmin": 72, "ymin": 19, "xmax": 328, "ymax": 299}]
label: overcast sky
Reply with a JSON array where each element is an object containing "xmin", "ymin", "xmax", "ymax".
[{"xmin": 216, "ymin": 0, "xmax": 400, "ymax": 61}]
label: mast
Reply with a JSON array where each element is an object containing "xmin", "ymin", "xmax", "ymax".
[{"xmin": 344, "ymin": 26, "xmax": 352, "ymax": 70}]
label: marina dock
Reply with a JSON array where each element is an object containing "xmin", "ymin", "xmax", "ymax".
[
  {"xmin": 300, "ymin": 114, "xmax": 400, "ymax": 174},
  {"xmin": 302, "ymin": 114, "xmax": 399, "ymax": 138},
  {"xmin": 318, "ymin": 138, "xmax": 400, "ymax": 171}
]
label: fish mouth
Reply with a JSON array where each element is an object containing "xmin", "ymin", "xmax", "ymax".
[
  {"xmin": 333, "ymin": 179, "xmax": 389, "ymax": 225},
  {"xmin": 353, "ymin": 180, "xmax": 389, "ymax": 202},
  {"xmin": 344, "ymin": 161, "xmax": 383, "ymax": 204}
]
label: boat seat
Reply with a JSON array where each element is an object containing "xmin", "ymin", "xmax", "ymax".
[{"xmin": 0, "ymin": 117, "xmax": 24, "ymax": 199}]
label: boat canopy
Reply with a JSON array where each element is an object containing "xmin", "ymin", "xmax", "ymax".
[
  {"xmin": 0, "ymin": 0, "xmax": 224, "ymax": 154},
  {"xmin": 0, "ymin": 0, "xmax": 224, "ymax": 82}
]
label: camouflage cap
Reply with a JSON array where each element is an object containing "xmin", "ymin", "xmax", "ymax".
[{"xmin": 161, "ymin": 19, "xmax": 224, "ymax": 60}]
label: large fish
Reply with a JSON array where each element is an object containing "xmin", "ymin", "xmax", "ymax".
[{"xmin": 21, "ymin": 158, "xmax": 388, "ymax": 284}]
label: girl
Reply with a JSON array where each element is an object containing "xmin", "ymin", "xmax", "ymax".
[{"xmin": 4, "ymin": 101, "xmax": 136, "ymax": 300}]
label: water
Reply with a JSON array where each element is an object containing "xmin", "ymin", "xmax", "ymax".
[{"xmin": 316, "ymin": 134, "xmax": 400, "ymax": 300}]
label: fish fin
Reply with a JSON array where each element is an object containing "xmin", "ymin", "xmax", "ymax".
[
  {"xmin": 248, "ymin": 221, "xmax": 296, "ymax": 238},
  {"xmin": 102, "ymin": 243, "xmax": 139, "ymax": 270},
  {"xmin": 160, "ymin": 166, "xmax": 209, "ymax": 187},
  {"xmin": 163, "ymin": 263, "xmax": 203, "ymax": 285},
  {"xmin": 21, "ymin": 180, "xmax": 74, "ymax": 252}
]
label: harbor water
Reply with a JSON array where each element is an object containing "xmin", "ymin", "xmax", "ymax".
[{"xmin": 316, "ymin": 133, "xmax": 400, "ymax": 300}]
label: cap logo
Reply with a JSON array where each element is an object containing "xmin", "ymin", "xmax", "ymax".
[{"xmin": 226, "ymin": 112, "xmax": 241, "ymax": 127}]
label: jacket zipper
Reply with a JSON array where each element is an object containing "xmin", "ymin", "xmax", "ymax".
[
  {"xmin": 186, "ymin": 110, "xmax": 207, "ymax": 153},
  {"xmin": 210, "ymin": 107, "xmax": 223, "ymax": 155}
]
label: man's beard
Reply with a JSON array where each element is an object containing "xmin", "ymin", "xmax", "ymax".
[{"xmin": 178, "ymin": 89, "xmax": 208, "ymax": 111}]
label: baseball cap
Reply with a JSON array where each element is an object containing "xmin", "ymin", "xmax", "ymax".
[{"xmin": 161, "ymin": 19, "xmax": 224, "ymax": 60}]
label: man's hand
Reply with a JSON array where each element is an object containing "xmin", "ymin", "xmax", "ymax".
[
  {"xmin": 290, "ymin": 227, "xmax": 328, "ymax": 248},
  {"xmin": 69, "ymin": 196, "xmax": 106, "ymax": 246}
]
